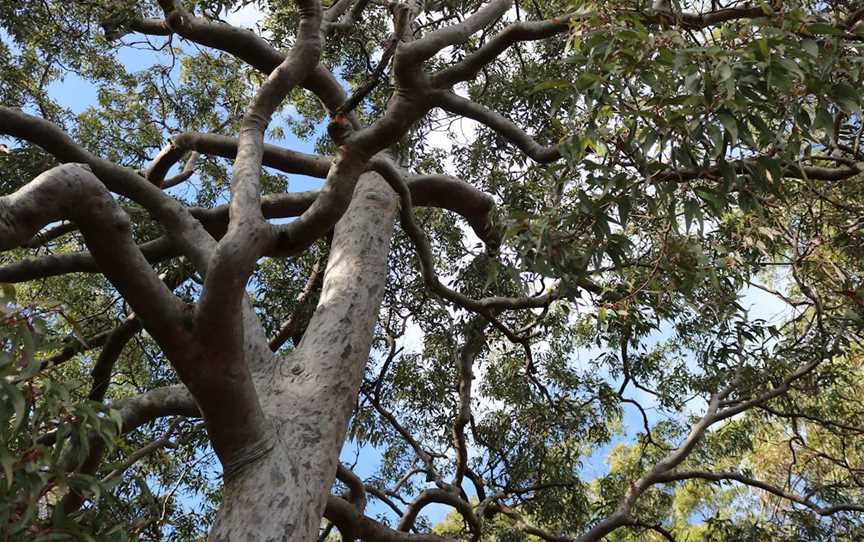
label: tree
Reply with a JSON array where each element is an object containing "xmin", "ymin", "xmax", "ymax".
[{"xmin": 1, "ymin": 0, "xmax": 863, "ymax": 540}]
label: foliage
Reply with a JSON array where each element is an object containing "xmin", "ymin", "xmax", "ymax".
[
  {"xmin": 0, "ymin": 287, "xmax": 127, "ymax": 541},
  {"xmin": 0, "ymin": 0, "xmax": 863, "ymax": 540}
]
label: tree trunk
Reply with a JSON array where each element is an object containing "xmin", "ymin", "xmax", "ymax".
[{"xmin": 209, "ymin": 172, "xmax": 398, "ymax": 541}]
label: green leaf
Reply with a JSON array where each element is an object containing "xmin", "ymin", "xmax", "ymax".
[
  {"xmin": 707, "ymin": 123, "xmax": 724, "ymax": 158},
  {"xmin": 617, "ymin": 195, "xmax": 631, "ymax": 225},
  {"xmin": 7, "ymin": 384, "xmax": 26, "ymax": 433},
  {"xmin": 0, "ymin": 453, "xmax": 13, "ymax": 488},
  {"xmin": 695, "ymin": 189, "xmax": 725, "ymax": 215},
  {"xmin": 801, "ymin": 39, "xmax": 819, "ymax": 57},
  {"xmin": 806, "ymin": 23, "xmax": 843, "ymax": 36},
  {"xmin": 717, "ymin": 111, "xmax": 739, "ymax": 143},
  {"xmin": 716, "ymin": 63, "xmax": 732, "ymax": 82},
  {"xmin": 0, "ymin": 283, "xmax": 15, "ymax": 305}
]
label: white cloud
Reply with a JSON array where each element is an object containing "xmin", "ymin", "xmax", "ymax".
[{"xmin": 225, "ymin": 4, "xmax": 266, "ymax": 29}]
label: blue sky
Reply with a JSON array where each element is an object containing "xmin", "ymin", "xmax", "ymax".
[
  {"xmin": 22, "ymin": 16, "xmax": 427, "ymax": 529},
  {"xmin": 5, "ymin": 4, "xmax": 796, "ymax": 532}
]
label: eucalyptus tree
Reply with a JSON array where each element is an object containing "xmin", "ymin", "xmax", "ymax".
[{"xmin": 1, "ymin": 0, "xmax": 864, "ymax": 541}]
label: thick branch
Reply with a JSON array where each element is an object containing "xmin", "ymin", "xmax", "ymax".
[
  {"xmin": 0, "ymin": 172, "xmax": 497, "ymax": 283},
  {"xmin": 0, "ymin": 106, "xmax": 214, "ymax": 271},
  {"xmin": 432, "ymin": 91, "xmax": 560, "ymax": 163},
  {"xmin": 151, "ymin": 133, "xmax": 499, "ymax": 243},
  {"xmin": 326, "ymin": 495, "xmax": 456, "ymax": 542},
  {"xmin": 336, "ymin": 463, "xmax": 368, "ymax": 513},
  {"xmin": 398, "ymin": 489, "xmax": 480, "ymax": 535},
  {"xmin": 150, "ymin": 132, "xmax": 331, "ymax": 181},
  {"xmin": 323, "ymin": 0, "xmax": 373, "ymax": 34},
  {"xmin": 136, "ymin": 2, "xmax": 352, "ymax": 120},
  {"xmin": 433, "ymin": 14, "xmax": 573, "ymax": 87},
  {"xmin": 196, "ymin": 0, "xmax": 323, "ymax": 350},
  {"xmin": 0, "ymin": 237, "xmax": 177, "ymax": 283},
  {"xmin": 0, "ymin": 164, "xmax": 189, "ymax": 353},
  {"xmin": 650, "ymin": 159, "xmax": 862, "ymax": 184},
  {"xmin": 397, "ymin": 0, "xmax": 514, "ymax": 66}
]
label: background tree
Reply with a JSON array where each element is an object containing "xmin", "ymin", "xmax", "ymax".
[{"xmin": 1, "ymin": 0, "xmax": 863, "ymax": 540}]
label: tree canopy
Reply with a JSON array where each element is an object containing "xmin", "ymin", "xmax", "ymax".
[{"xmin": 1, "ymin": 0, "xmax": 863, "ymax": 540}]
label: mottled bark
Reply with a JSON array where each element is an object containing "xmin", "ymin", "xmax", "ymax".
[
  {"xmin": 3, "ymin": 2, "xmax": 860, "ymax": 540},
  {"xmin": 209, "ymin": 172, "xmax": 398, "ymax": 541}
]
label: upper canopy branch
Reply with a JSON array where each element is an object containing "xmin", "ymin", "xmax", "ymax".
[
  {"xmin": 126, "ymin": 0, "xmax": 350, "ymax": 117},
  {"xmin": 654, "ymin": 469, "xmax": 864, "ymax": 516},
  {"xmin": 432, "ymin": 90, "xmax": 561, "ymax": 163},
  {"xmin": 641, "ymin": 5, "xmax": 770, "ymax": 30},
  {"xmin": 323, "ymin": 0, "xmax": 374, "ymax": 34},
  {"xmin": 194, "ymin": 0, "xmax": 323, "ymax": 349},
  {"xmin": 432, "ymin": 13, "xmax": 575, "ymax": 88},
  {"xmin": 0, "ymin": 106, "xmax": 215, "ymax": 271},
  {"xmin": 0, "ymin": 164, "xmax": 189, "ymax": 354},
  {"xmin": 651, "ymin": 158, "xmax": 863, "ymax": 184},
  {"xmin": 397, "ymin": 0, "xmax": 514, "ymax": 66},
  {"xmin": 570, "ymin": 357, "xmax": 830, "ymax": 542}
]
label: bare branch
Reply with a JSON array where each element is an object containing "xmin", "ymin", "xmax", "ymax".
[
  {"xmin": 496, "ymin": 504, "xmax": 575, "ymax": 542},
  {"xmin": 452, "ymin": 317, "xmax": 487, "ymax": 489},
  {"xmin": 641, "ymin": 6, "xmax": 770, "ymax": 30},
  {"xmin": 0, "ymin": 106, "xmax": 215, "ymax": 271},
  {"xmin": 654, "ymin": 470, "xmax": 864, "ymax": 516},
  {"xmin": 715, "ymin": 359, "xmax": 823, "ymax": 422},
  {"xmin": 100, "ymin": 419, "xmax": 183, "ymax": 485},
  {"xmin": 432, "ymin": 91, "xmax": 560, "ymax": 163},
  {"xmin": 624, "ymin": 521, "xmax": 677, "ymax": 542},
  {"xmin": 397, "ymin": 0, "xmax": 514, "ymax": 67},
  {"xmin": 269, "ymin": 256, "xmax": 325, "ymax": 351},
  {"xmin": 0, "ymin": 164, "xmax": 189, "ymax": 352},
  {"xmin": 433, "ymin": 14, "xmax": 574, "ymax": 88},
  {"xmin": 326, "ymin": 495, "xmax": 457, "ymax": 542},
  {"xmin": 372, "ymin": 157, "xmax": 557, "ymax": 312},
  {"xmin": 88, "ymin": 314, "xmax": 142, "ymax": 403},
  {"xmin": 398, "ymin": 489, "xmax": 480, "ymax": 535}
]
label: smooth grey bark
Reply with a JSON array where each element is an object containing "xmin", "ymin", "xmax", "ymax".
[
  {"xmin": 209, "ymin": 172, "xmax": 398, "ymax": 541},
  {"xmin": 4, "ymin": 3, "xmax": 858, "ymax": 541}
]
